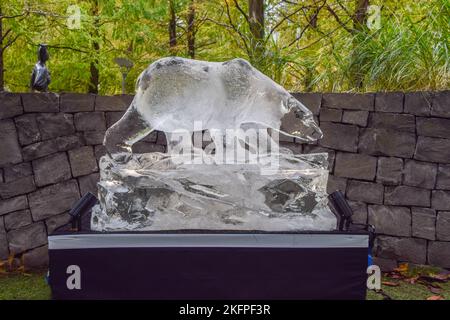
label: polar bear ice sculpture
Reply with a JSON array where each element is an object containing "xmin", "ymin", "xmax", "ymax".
[
  {"xmin": 92, "ymin": 57, "xmax": 336, "ymax": 232},
  {"xmin": 103, "ymin": 57, "xmax": 322, "ymax": 159}
]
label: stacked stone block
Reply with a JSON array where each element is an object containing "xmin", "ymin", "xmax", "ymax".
[
  {"xmin": 0, "ymin": 92, "xmax": 167, "ymax": 270},
  {"xmin": 0, "ymin": 90, "xmax": 449, "ymax": 270}
]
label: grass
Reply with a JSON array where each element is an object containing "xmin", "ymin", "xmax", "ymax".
[
  {"xmin": 0, "ymin": 267, "xmax": 448, "ymax": 300},
  {"xmin": 0, "ymin": 272, "xmax": 51, "ymax": 300},
  {"xmin": 367, "ymin": 276, "xmax": 450, "ymax": 300}
]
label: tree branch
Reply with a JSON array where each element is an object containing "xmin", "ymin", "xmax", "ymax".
[
  {"xmin": 326, "ymin": 4, "xmax": 354, "ymax": 34},
  {"xmin": 233, "ymin": 0, "xmax": 249, "ymax": 23},
  {"xmin": 3, "ymin": 34, "xmax": 20, "ymax": 50}
]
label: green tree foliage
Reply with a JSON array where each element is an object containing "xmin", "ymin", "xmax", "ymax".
[{"xmin": 0, "ymin": 0, "xmax": 448, "ymax": 94}]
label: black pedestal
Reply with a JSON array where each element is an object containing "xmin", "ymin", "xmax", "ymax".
[{"xmin": 48, "ymin": 232, "xmax": 369, "ymax": 300}]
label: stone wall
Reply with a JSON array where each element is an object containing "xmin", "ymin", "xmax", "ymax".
[{"xmin": 0, "ymin": 91, "xmax": 449, "ymax": 270}]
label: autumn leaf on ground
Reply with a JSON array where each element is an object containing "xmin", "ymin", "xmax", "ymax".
[
  {"xmin": 420, "ymin": 274, "xmax": 449, "ymax": 283},
  {"xmin": 426, "ymin": 295, "xmax": 444, "ymax": 300},
  {"xmin": 382, "ymin": 281, "xmax": 400, "ymax": 287},
  {"xmin": 394, "ymin": 263, "xmax": 409, "ymax": 274},
  {"xmin": 428, "ymin": 286, "xmax": 442, "ymax": 294},
  {"xmin": 406, "ymin": 276, "xmax": 419, "ymax": 284}
]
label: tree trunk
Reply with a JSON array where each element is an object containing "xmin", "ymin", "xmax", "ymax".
[
  {"xmin": 354, "ymin": 0, "xmax": 369, "ymax": 31},
  {"xmin": 169, "ymin": 0, "xmax": 177, "ymax": 51},
  {"xmin": 350, "ymin": 0, "xmax": 370, "ymax": 89},
  {"xmin": 0, "ymin": 8, "xmax": 4, "ymax": 92},
  {"xmin": 248, "ymin": 0, "xmax": 264, "ymax": 65},
  {"xmin": 304, "ymin": 6, "xmax": 321, "ymax": 92},
  {"xmin": 186, "ymin": 0, "xmax": 195, "ymax": 58},
  {"xmin": 88, "ymin": 0, "xmax": 100, "ymax": 94}
]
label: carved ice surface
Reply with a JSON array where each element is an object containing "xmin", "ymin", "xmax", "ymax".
[
  {"xmin": 91, "ymin": 150, "xmax": 336, "ymax": 231},
  {"xmin": 103, "ymin": 57, "xmax": 322, "ymax": 158},
  {"xmin": 93, "ymin": 57, "xmax": 334, "ymax": 232}
]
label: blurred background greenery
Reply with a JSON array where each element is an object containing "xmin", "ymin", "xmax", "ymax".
[{"xmin": 0, "ymin": 0, "xmax": 448, "ymax": 94}]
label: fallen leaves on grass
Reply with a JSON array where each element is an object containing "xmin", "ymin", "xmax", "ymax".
[
  {"xmin": 384, "ymin": 263, "xmax": 449, "ymax": 297},
  {"xmin": 382, "ymin": 281, "xmax": 400, "ymax": 287}
]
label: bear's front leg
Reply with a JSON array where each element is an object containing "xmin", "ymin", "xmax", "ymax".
[{"xmin": 103, "ymin": 101, "xmax": 153, "ymax": 163}]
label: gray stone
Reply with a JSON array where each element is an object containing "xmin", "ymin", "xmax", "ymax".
[
  {"xmin": 28, "ymin": 180, "xmax": 80, "ymax": 221},
  {"xmin": 404, "ymin": 92, "xmax": 432, "ymax": 116},
  {"xmin": 55, "ymin": 134, "xmax": 85, "ymax": 151},
  {"xmin": 322, "ymin": 93, "xmax": 374, "ymax": 111},
  {"xmin": 7, "ymin": 222, "xmax": 47, "ymax": 255},
  {"xmin": 341, "ymin": 110, "xmax": 368, "ymax": 127},
  {"xmin": 95, "ymin": 95, "xmax": 131, "ymax": 111},
  {"xmin": 21, "ymin": 92, "xmax": 59, "ymax": 112},
  {"xmin": 412, "ymin": 207, "xmax": 436, "ymax": 240},
  {"xmin": 106, "ymin": 111, "xmax": 125, "ymax": 128},
  {"xmin": 414, "ymin": 136, "xmax": 450, "ymax": 164},
  {"xmin": 14, "ymin": 114, "xmax": 41, "ymax": 145},
  {"xmin": 94, "ymin": 144, "xmax": 107, "ymax": 161},
  {"xmin": 68, "ymin": 146, "xmax": 98, "ymax": 177},
  {"xmin": 374, "ymin": 236, "xmax": 426, "ymax": 264},
  {"xmin": 131, "ymin": 142, "xmax": 166, "ymax": 154},
  {"xmin": 437, "ymin": 164, "xmax": 450, "ymax": 190},
  {"xmin": 372, "ymin": 257, "xmax": 398, "ymax": 272},
  {"xmin": 74, "ymin": 112, "xmax": 106, "ymax": 131},
  {"xmin": 359, "ymin": 128, "xmax": 416, "ymax": 158},
  {"xmin": 78, "ymin": 172, "xmax": 100, "ymax": 196},
  {"xmin": 319, "ymin": 108, "xmax": 342, "ymax": 122},
  {"xmin": 36, "ymin": 113, "xmax": 75, "ymax": 140},
  {"xmin": 0, "ymin": 195, "xmax": 28, "ymax": 216},
  {"xmin": 416, "ymin": 117, "xmax": 450, "ymax": 139},
  {"xmin": 156, "ymin": 131, "xmax": 167, "ymax": 145},
  {"xmin": 0, "ymin": 92, "xmax": 23, "ymax": 119},
  {"xmin": 291, "ymin": 92, "xmax": 321, "ymax": 115},
  {"xmin": 326, "ymin": 174, "xmax": 347, "ymax": 194},
  {"xmin": 32, "ymin": 153, "xmax": 72, "ymax": 187},
  {"xmin": 0, "ymin": 176, "xmax": 36, "ymax": 199},
  {"xmin": 432, "ymin": 190, "xmax": 450, "ymax": 210},
  {"xmin": 403, "ymin": 160, "xmax": 437, "ymax": 189},
  {"xmin": 0, "ymin": 217, "xmax": 8, "ymax": 260},
  {"xmin": 45, "ymin": 212, "xmax": 71, "ymax": 235},
  {"xmin": 142, "ymin": 131, "xmax": 158, "ymax": 143},
  {"xmin": 368, "ymin": 113, "xmax": 415, "ymax": 133},
  {"xmin": 0, "ymin": 119, "xmax": 23, "ymax": 167},
  {"xmin": 83, "ymin": 131, "xmax": 106, "ymax": 145},
  {"xmin": 3, "ymin": 162, "xmax": 33, "ymax": 183},
  {"xmin": 368, "ymin": 205, "xmax": 411, "ymax": 237},
  {"xmin": 346, "ymin": 180, "xmax": 384, "ymax": 204},
  {"xmin": 375, "ymin": 92, "xmax": 404, "ymax": 113},
  {"xmin": 347, "ymin": 200, "xmax": 367, "ymax": 224},
  {"xmin": 22, "ymin": 245, "xmax": 49, "ymax": 270},
  {"xmin": 431, "ymin": 91, "xmax": 450, "ymax": 118},
  {"xmin": 376, "ymin": 157, "xmax": 403, "ymax": 185},
  {"xmin": 319, "ymin": 122, "xmax": 358, "ymax": 152},
  {"xmin": 428, "ymin": 241, "xmax": 450, "ymax": 268},
  {"xmin": 334, "ymin": 152, "xmax": 377, "ymax": 181},
  {"xmin": 385, "ymin": 186, "xmax": 430, "ymax": 207},
  {"xmin": 436, "ymin": 211, "xmax": 450, "ymax": 241},
  {"xmin": 22, "ymin": 139, "xmax": 58, "ymax": 161},
  {"xmin": 4, "ymin": 209, "xmax": 32, "ymax": 231},
  {"xmin": 60, "ymin": 93, "xmax": 95, "ymax": 112}
]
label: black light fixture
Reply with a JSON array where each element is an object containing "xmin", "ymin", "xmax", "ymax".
[
  {"xmin": 69, "ymin": 192, "xmax": 98, "ymax": 231},
  {"xmin": 328, "ymin": 190, "xmax": 354, "ymax": 231},
  {"xmin": 114, "ymin": 57, "xmax": 134, "ymax": 94}
]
